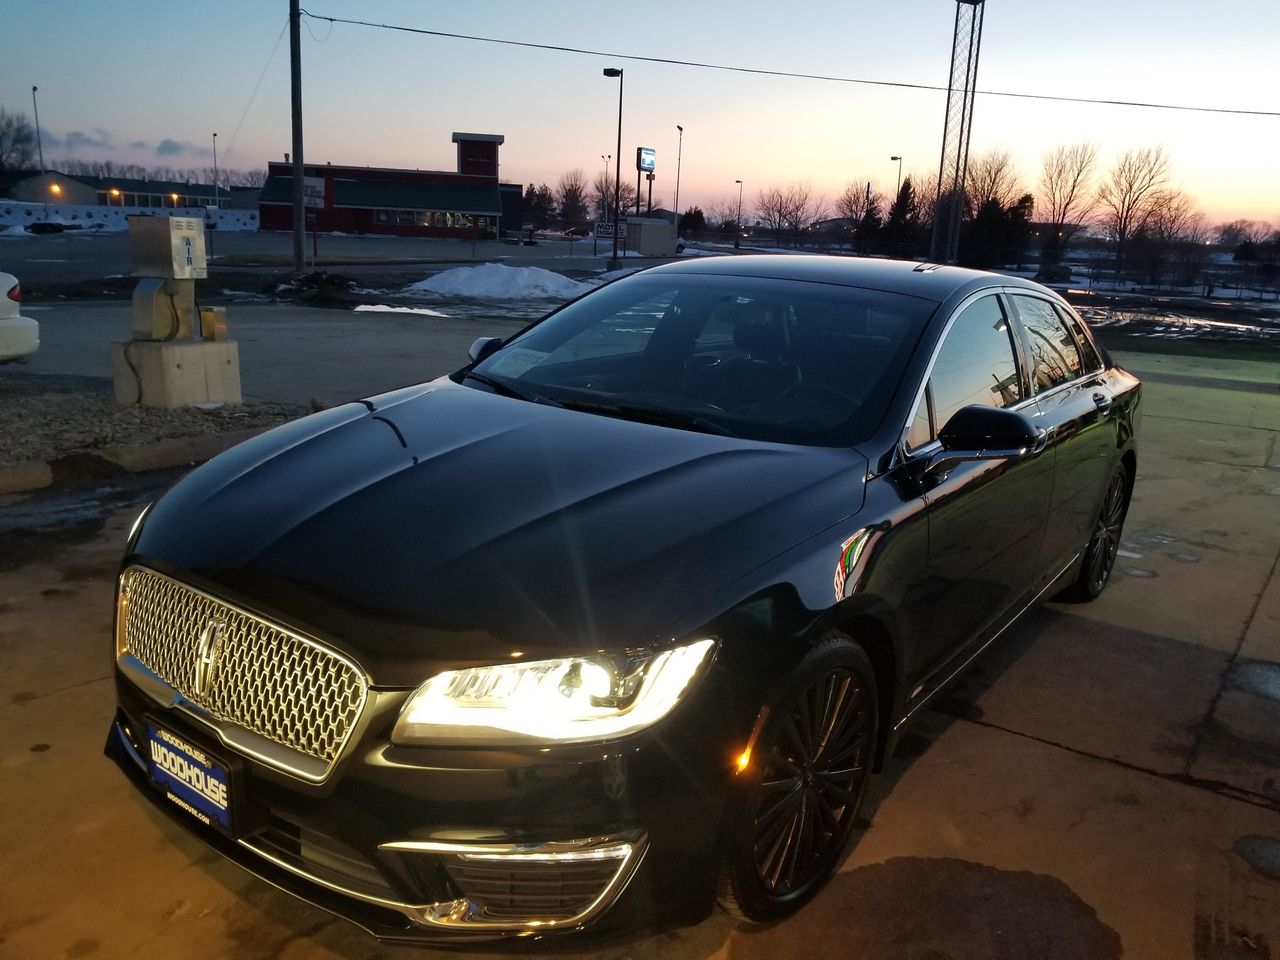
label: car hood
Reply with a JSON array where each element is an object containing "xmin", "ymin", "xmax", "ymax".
[{"xmin": 132, "ymin": 379, "xmax": 868, "ymax": 684}]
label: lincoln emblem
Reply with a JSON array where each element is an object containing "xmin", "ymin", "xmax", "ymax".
[{"xmin": 193, "ymin": 618, "xmax": 227, "ymax": 698}]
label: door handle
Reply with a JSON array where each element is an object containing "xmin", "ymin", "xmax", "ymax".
[{"xmin": 1092, "ymin": 392, "xmax": 1113, "ymax": 414}]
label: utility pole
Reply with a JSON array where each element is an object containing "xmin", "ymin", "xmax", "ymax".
[
  {"xmin": 31, "ymin": 86, "xmax": 44, "ymax": 173},
  {"xmin": 929, "ymin": 0, "xmax": 985, "ymax": 264},
  {"xmin": 290, "ymin": 0, "xmax": 305, "ymax": 273}
]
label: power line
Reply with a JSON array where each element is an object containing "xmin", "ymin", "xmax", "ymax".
[{"xmin": 299, "ymin": 10, "xmax": 1279, "ymax": 119}]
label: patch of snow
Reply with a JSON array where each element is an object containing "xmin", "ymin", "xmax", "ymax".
[
  {"xmin": 405, "ymin": 263, "xmax": 588, "ymax": 300},
  {"xmin": 354, "ymin": 304, "xmax": 450, "ymax": 317},
  {"xmin": 591, "ymin": 266, "xmax": 647, "ymax": 283}
]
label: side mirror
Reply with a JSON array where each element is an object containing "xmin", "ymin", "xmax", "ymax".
[
  {"xmin": 468, "ymin": 336, "xmax": 503, "ymax": 364},
  {"xmin": 926, "ymin": 405, "xmax": 1046, "ymax": 476}
]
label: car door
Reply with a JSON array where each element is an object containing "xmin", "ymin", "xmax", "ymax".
[
  {"xmin": 899, "ymin": 292, "xmax": 1054, "ymax": 685},
  {"xmin": 1007, "ymin": 294, "xmax": 1115, "ymax": 581}
]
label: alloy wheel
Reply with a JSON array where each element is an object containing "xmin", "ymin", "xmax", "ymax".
[
  {"xmin": 1085, "ymin": 468, "xmax": 1128, "ymax": 595},
  {"xmin": 751, "ymin": 667, "xmax": 871, "ymax": 898}
]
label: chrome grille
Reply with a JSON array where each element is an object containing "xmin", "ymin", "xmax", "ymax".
[{"xmin": 118, "ymin": 566, "xmax": 367, "ymax": 774}]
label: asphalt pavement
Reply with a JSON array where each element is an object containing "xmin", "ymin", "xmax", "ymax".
[{"xmin": 1, "ymin": 292, "xmax": 1279, "ymax": 958}]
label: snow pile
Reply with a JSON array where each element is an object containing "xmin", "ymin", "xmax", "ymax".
[
  {"xmin": 354, "ymin": 304, "xmax": 450, "ymax": 317},
  {"xmin": 406, "ymin": 263, "xmax": 588, "ymax": 300}
]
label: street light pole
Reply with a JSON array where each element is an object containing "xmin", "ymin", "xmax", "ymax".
[
  {"xmin": 734, "ymin": 179, "xmax": 743, "ymax": 250},
  {"xmin": 603, "ymin": 68, "xmax": 624, "ymax": 265},
  {"xmin": 673, "ymin": 125, "xmax": 683, "ymax": 234},
  {"xmin": 212, "ymin": 132, "xmax": 219, "ymax": 210},
  {"xmin": 890, "ymin": 155, "xmax": 903, "ymax": 198},
  {"xmin": 31, "ymin": 86, "xmax": 44, "ymax": 173},
  {"xmin": 600, "ymin": 153, "xmax": 611, "ymax": 216}
]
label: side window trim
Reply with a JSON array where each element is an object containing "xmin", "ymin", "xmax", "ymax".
[
  {"xmin": 1051, "ymin": 302, "xmax": 1105, "ymax": 376},
  {"xmin": 1007, "ymin": 292, "xmax": 1087, "ymax": 397},
  {"xmin": 899, "ymin": 290, "xmax": 1032, "ymax": 457}
]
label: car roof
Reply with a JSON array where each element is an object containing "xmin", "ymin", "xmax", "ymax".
[{"xmin": 642, "ymin": 255, "xmax": 1057, "ymax": 304}]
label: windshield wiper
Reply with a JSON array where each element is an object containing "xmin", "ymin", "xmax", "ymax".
[
  {"xmin": 463, "ymin": 371, "xmax": 561, "ymax": 406},
  {"xmin": 554, "ymin": 397, "xmax": 738, "ymax": 437}
]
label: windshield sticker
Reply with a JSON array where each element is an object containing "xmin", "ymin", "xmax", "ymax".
[{"xmin": 488, "ymin": 348, "xmax": 548, "ymax": 378}]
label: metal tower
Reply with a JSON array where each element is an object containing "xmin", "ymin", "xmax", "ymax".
[{"xmin": 929, "ymin": 0, "xmax": 986, "ymax": 264}]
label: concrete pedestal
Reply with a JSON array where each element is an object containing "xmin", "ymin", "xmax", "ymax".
[{"xmin": 111, "ymin": 339, "xmax": 242, "ymax": 408}]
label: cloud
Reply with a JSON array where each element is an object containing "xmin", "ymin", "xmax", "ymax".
[
  {"xmin": 63, "ymin": 129, "xmax": 115, "ymax": 153},
  {"xmin": 155, "ymin": 138, "xmax": 213, "ymax": 158}
]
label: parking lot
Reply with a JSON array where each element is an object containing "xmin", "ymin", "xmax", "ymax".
[{"xmin": 1, "ymin": 296, "xmax": 1279, "ymax": 958}]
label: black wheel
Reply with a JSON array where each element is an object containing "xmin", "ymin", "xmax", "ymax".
[
  {"xmin": 717, "ymin": 636, "xmax": 878, "ymax": 922},
  {"xmin": 1064, "ymin": 463, "xmax": 1130, "ymax": 601}
]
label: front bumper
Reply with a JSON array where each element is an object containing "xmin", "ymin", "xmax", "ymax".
[{"xmin": 106, "ymin": 662, "xmax": 736, "ymax": 941}]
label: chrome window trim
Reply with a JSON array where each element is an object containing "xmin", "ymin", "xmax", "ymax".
[
  {"xmin": 1006, "ymin": 291, "xmax": 1102, "ymax": 394},
  {"xmin": 897, "ymin": 288, "xmax": 1032, "ymax": 458},
  {"xmin": 1050, "ymin": 299, "xmax": 1106, "ymax": 376},
  {"xmin": 116, "ymin": 565, "xmax": 371, "ymax": 784}
]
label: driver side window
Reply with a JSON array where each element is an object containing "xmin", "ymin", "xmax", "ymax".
[{"xmin": 907, "ymin": 295, "xmax": 1023, "ymax": 449}]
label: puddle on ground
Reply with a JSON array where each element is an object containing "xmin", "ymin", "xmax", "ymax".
[
  {"xmin": 1122, "ymin": 567, "xmax": 1158, "ymax": 578},
  {"xmin": 1229, "ymin": 661, "xmax": 1280, "ymax": 703},
  {"xmin": 1234, "ymin": 835, "xmax": 1280, "ymax": 882},
  {"xmin": 1169, "ymin": 552, "xmax": 1201, "ymax": 563}
]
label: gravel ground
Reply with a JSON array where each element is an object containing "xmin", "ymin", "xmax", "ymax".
[{"xmin": 0, "ymin": 373, "xmax": 307, "ymax": 466}]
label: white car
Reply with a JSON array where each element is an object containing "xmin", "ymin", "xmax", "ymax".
[{"xmin": 0, "ymin": 271, "xmax": 39, "ymax": 362}]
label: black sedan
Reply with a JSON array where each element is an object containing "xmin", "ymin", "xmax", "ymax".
[{"xmin": 106, "ymin": 256, "xmax": 1140, "ymax": 940}]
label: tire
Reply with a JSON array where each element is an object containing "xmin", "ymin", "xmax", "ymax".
[
  {"xmin": 1063, "ymin": 462, "xmax": 1131, "ymax": 602},
  {"xmin": 717, "ymin": 635, "xmax": 878, "ymax": 922}
]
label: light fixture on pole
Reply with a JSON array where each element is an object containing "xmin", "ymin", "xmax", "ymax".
[
  {"xmin": 673, "ymin": 125, "xmax": 683, "ymax": 234},
  {"xmin": 890, "ymin": 155, "xmax": 903, "ymax": 198},
  {"xmin": 734, "ymin": 179, "xmax": 743, "ymax": 250},
  {"xmin": 31, "ymin": 86, "xmax": 45, "ymax": 173},
  {"xmin": 602, "ymin": 68, "xmax": 624, "ymax": 265},
  {"xmin": 212, "ymin": 133, "xmax": 219, "ymax": 210}
]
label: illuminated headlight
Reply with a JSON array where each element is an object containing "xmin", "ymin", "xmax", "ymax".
[{"xmin": 391, "ymin": 638, "xmax": 716, "ymax": 746}]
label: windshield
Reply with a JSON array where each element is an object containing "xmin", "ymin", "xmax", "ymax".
[{"xmin": 466, "ymin": 272, "xmax": 936, "ymax": 446}]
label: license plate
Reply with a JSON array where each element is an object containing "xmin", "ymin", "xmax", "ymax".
[{"xmin": 146, "ymin": 722, "xmax": 232, "ymax": 833}]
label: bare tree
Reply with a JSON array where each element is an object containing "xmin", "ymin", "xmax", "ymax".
[
  {"xmin": 833, "ymin": 180, "xmax": 886, "ymax": 224},
  {"xmin": 706, "ymin": 199, "xmax": 742, "ymax": 233},
  {"xmin": 913, "ymin": 170, "xmax": 940, "ymax": 232},
  {"xmin": 0, "ymin": 109, "xmax": 36, "ymax": 173},
  {"xmin": 229, "ymin": 168, "xmax": 267, "ymax": 188},
  {"xmin": 782, "ymin": 183, "xmax": 827, "ymax": 242},
  {"xmin": 1095, "ymin": 146, "xmax": 1171, "ymax": 275},
  {"xmin": 590, "ymin": 169, "xmax": 638, "ymax": 222},
  {"xmin": 755, "ymin": 184, "xmax": 826, "ymax": 245},
  {"xmin": 1142, "ymin": 190, "xmax": 1209, "ymax": 287},
  {"xmin": 556, "ymin": 169, "xmax": 590, "ymax": 227},
  {"xmin": 1216, "ymin": 219, "xmax": 1272, "ymax": 248},
  {"xmin": 1037, "ymin": 143, "xmax": 1099, "ymax": 263},
  {"xmin": 966, "ymin": 149, "xmax": 1023, "ymax": 214},
  {"xmin": 755, "ymin": 186, "xmax": 789, "ymax": 239}
]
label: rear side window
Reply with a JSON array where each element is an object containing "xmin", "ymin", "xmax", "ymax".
[
  {"xmin": 1053, "ymin": 303, "xmax": 1103, "ymax": 373},
  {"xmin": 1012, "ymin": 295, "xmax": 1083, "ymax": 393}
]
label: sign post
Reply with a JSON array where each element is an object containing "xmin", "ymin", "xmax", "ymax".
[{"xmin": 635, "ymin": 148, "xmax": 655, "ymax": 217}]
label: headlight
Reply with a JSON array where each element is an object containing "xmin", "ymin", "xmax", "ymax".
[{"xmin": 391, "ymin": 638, "xmax": 716, "ymax": 746}]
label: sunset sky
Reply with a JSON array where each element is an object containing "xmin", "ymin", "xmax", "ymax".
[{"xmin": 5, "ymin": 0, "xmax": 1278, "ymax": 226}]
